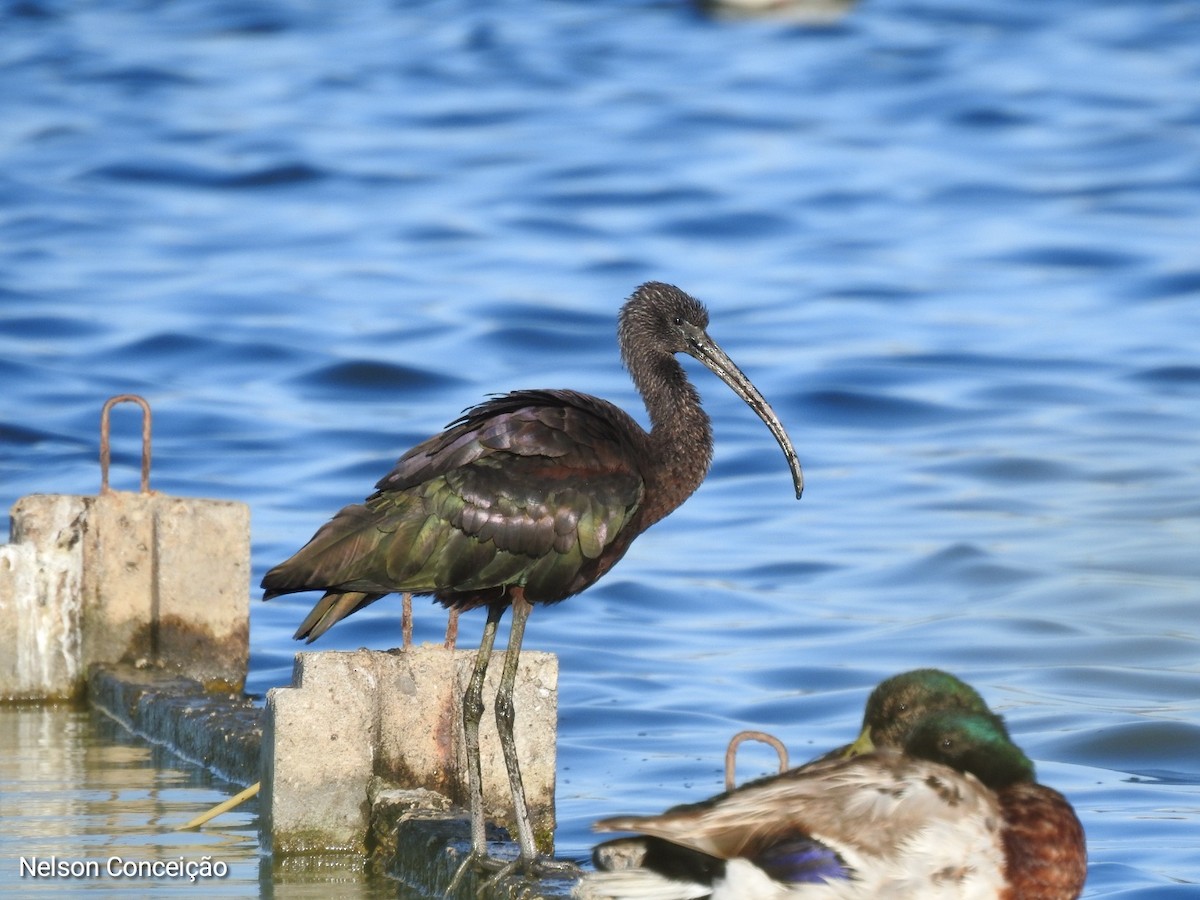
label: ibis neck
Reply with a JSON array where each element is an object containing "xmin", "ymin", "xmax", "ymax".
[{"xmin": 637, "ymin": 356, "xmax": 714, "ymax": 528}]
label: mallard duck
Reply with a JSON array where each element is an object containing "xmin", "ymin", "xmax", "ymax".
[
  {"xmin": 825, "ymin": 668, "xmax": 1008, "ymax": 761},
  {"xmin": 594, "ymin": 668, "xmax": 1007, "ymax": 874},
  {"xmin": 576, "ymin": 708, "xmax": 1086, "ymax": 899}
]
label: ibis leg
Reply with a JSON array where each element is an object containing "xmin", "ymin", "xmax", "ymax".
[
  {"xmin": 463, "ymin": 603, "xmax": 503, "ymax": 855},
  {"xmin": 401, "ymin": 592, "xmax": 413, "ymax": 649},
  {"xmin": 445, "ymin": 603, "xmax": 508, "ymax": 897},
  {"xmin": 494, "ymin": 591, "xmax": 537, "ymax": 860},
  {"xmin": 484, "ymin": 591, "xmax": 579, "ymax": 883}
]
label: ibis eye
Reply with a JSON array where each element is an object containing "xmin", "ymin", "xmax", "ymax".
[{"xmin": 673, "ymin": 315, "xmax": 684, "ymax": 326}]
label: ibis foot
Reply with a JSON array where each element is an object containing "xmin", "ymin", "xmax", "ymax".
[
  {"xmin": 445, "ymin": 851, "xmax": 581, "ymax": 898},
  {"xmin": 484, "ymin": 854, "xmax": 582, "ymax": 887}
]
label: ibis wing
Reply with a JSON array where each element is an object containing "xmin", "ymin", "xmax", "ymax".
[
  {"xmin": 261, "ymin": 503, "xmax": 398, "ymax": 597},
  {"xmin": 376, "ymin": 389, "xmax": 644, "ymax": 490},
  {"xmin": 383, "ymin": 393, "xmax": 646, "ymax": 598},
  {"xmin": 266, "ymin": 390, "xmax": 647, "ymax": 602}
]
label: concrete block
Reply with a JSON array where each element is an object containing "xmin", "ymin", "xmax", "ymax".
[
  {"xmin": 263, "ymin": 646, "xmax": 557, "ymax": 856},
  {"xmin": 1, "ymin": 491, "xmax": 250, "ymax": 700},
  {"xmin": 80, "ymin": 492, "xmax": 154, "ymax": 676},
  {"xmin": 262, "ymin": 651, "xmax": 380, "ymax": 852},
  {"xmin": 374, "ymin": 648, "xmax": 461, "ymax": 798},
  {"xmin": 149, "ymin": 495, "xmax": 250, "ymax": 689},
  {"xmin": 0, "ymin": 544, "xmax": 36, "ymax": 695},
  {"xmin": 83, "ymin": 491, "xmax": 250, "ymax": 689},
  {"xmin": 0, "ymin": 495, "xmax": 88, "ymax": 700}
]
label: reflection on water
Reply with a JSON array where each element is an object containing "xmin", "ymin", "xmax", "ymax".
[
  {"xmin": 0, "ymin": 706, "xmax": 261, "ymax": 895},
  {"xmin": 0, "ymin": 707, "xmax": 452, "ymax": 898}
]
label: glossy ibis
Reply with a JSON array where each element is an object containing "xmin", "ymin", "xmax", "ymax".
[{"xmin": 261, "ymin": 281, "xmax": 805, "ymax": 881}]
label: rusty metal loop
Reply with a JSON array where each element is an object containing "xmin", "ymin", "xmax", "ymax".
[
  {"xmin": 100, "ymin": 394, "xmax": 152, "ymax": 494},
  {"xmin": 724, "ymin": 729, "xmax": 790, "ymax": 791}
]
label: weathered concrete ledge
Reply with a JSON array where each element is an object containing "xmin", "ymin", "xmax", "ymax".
[
  {"xmin": 87, "ymin": 656, "xmax": 571, "ymax": 899},
  {"xmin": 88, "ymin": 662, "xmax": 262, "ymax": 785},
  {"xmin": 264, "ymin": 646, "xmax": 558, "ymax": 855}
]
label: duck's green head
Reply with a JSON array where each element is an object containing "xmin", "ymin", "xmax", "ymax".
[
  {"xmin": 845, "ymin": 669, "xmax": 1006, "ymax": 757},
  {"xmin": 905, "ymin": 709, "xmax": 1036, "ymax": 790}
]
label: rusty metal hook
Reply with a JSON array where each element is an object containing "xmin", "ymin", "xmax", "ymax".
[
  {"xmin": 100, "ymin": 394, "xmax": 152, "ymax": 494},
  {"xmin": 724, "ymin": 729, "xmax": 790, "ymax": 791}
]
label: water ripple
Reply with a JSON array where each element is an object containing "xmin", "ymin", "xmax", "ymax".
[
  {"xmin": 295, "ymin": 359, "xmax": 466, "ymax": 398},
  {"xmin": 87, "ymin": 160, "xmax": 328, "ymax": 190}
]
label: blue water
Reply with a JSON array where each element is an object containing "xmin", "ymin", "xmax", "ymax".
[{"xmin": 3, "ymin": 0, "xmax": 1199, "ymax": 896}]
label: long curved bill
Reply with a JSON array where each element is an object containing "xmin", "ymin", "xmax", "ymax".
[{"xmin": 686, "ymin": 327, "xmax": 805, "ymax": 499}]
